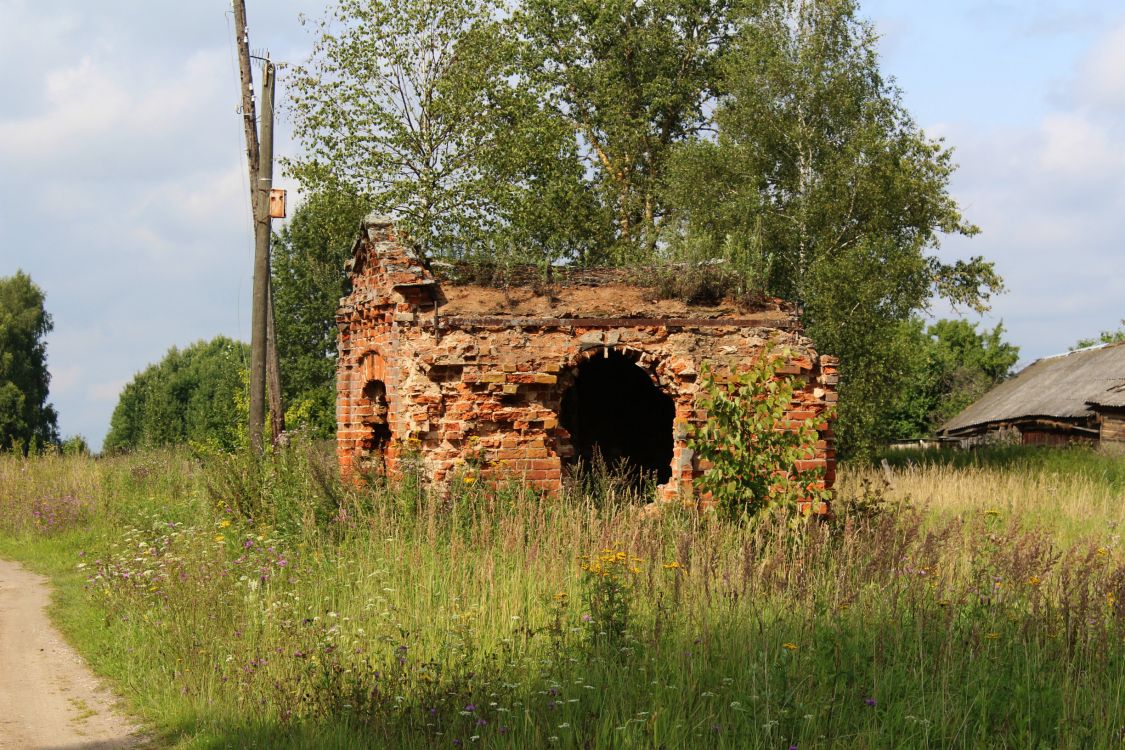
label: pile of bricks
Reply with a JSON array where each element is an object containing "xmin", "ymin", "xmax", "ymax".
[{"xmin": 337, "ymin": 215, "xmax": 837, "ymax": 509}]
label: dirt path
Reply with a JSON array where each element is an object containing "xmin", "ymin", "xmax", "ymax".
[{"xmin": 0, "ymin": 558, "xmax": 143, "ymax": 750}]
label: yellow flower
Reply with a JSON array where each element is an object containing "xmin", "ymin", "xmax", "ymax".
[
  {"xmin": 462, "ymin": 475, "xmax": 477, "ymax": 485},
  {"xmin": 1026, "ymin": 575, "xmax": 1041, "ymax": 587},
  {"xmin": 219, "ymin": 519, "xmax": 232, "ymax": 528},
  {"xmin": 213, "ymin": 534, "xmax": 225, "ymax": 543},
  {"xmin": 985, "ymin": 632, "xmax": 1000, "ymax": 640},
  {"xmin": 984, "ymin": 509, "xmax": 1001, "ymax": 517},
  {"xmin": 1096, "ymin": 547, "xmax": 1109, "ymax": 557},
  {"xmin": 782, "ymin": 642, "xmax": 798, "ymax": 651},
  {"xmin": 1108, "ymin": 592, "xmax": 1117, "ymax": 607},
  {"xmin": 663, "ymin": 561, "xmax": 681, "ymax": 570}
]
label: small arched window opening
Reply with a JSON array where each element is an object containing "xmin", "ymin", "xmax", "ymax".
[
  {"xmin": 360, "ymin": 379, "xmax": 391, "ymax": 473},
  {"xmin": 559, "ymin": 350, "xmax": 675, "ymax": 491}
]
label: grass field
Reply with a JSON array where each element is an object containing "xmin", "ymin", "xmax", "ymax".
[{"xmin": 1, "ymin": 444, "xmax": 1122, "ymax": 748}]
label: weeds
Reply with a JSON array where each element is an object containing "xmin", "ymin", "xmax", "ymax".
[{"xmin": 1, "ymin": 445, "xmax": 1123, "ymax": 748}]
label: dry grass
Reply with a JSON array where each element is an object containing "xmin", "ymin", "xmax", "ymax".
[{"xmin": 841, "ymin": 461, "xmax": 1120, "ymax": 541}]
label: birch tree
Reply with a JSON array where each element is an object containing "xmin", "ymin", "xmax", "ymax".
[
  {"xmin": 664, "ymin": 0, "xmax": 1002, "ymax": 453},
  {"xmin": 289, "ymin": 0, "xmax": 512, "ymax": 257}
]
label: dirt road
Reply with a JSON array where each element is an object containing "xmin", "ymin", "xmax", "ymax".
[{"xmin": 0, "ymin": 558, "xmax": 142, "ymax": 750}]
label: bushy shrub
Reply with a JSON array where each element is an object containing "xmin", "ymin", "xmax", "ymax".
[{"xmin": 689, "ymin": 347, "xmax": 830, "ymax": 519}]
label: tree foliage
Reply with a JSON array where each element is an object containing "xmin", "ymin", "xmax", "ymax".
[
  {"xmin": 271, "ymin": 190, "xmax": 369, "ymax": 438},
  {"xmin": 1072, "ymin": 320, "xmax": 1125, "ymax": 350},
  {"xmin": 104, "ymin": 337, "xmax": 248, "ymax": 453},
  {"xmin": 689, "ymin": 349, "xmax": 829, "ymax": 518},
  {"xmin": 887, "ymin": 318, "xmax": 1019, "ymax": 440},
  {"xmin": 288, "ymin": 0, "xmax": 1003, "ymax": 455},
  {"xmin": 663, "ymin": 0, "xmax": 1001, "ymax": 454},
  {"xmin": 517, "ymin": 0, "xmax": 734, "ymax": 258},
  {"xmin": 0, "ymin": 271, "xmax": 58, "ymax": 453}
]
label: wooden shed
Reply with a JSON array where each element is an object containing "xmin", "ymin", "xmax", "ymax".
[{"xmin": 938, "ymin": 341, "xmax": 1125, "ymax": 448}]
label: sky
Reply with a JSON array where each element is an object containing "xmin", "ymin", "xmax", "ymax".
[{"xmin": 0, "ymin": 1, "xmax": 1122, "ymax": 450}]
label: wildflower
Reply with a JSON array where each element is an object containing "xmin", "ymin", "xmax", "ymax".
[
  {"xmin": 985, "ymin": 632, "xmax": 1000, "ymax": 640},
  {"xmin": 1027, "ymin": 575, "xmax": 1041, "ymax": 587},
  {"xmin": 984, "ymin": 509, "xmax": 1001, "ymax": 517},
  {"xmin": 213, "ymin": 534, "xmax": 225, "ymax": 543},
  {"xmin": 782, "ymin": 642, "xmax": 798, "ymax": 651},
  {"xmin": 663, "ymin": 561, "xmax": 681, "ymax": 570},
  {"xmin": 219, "ymin": 519, "xmax": 231, "ymax": 528},
  {"xmin": 864, "ymin": 697, "xmax": 877, "ymax": 707}
]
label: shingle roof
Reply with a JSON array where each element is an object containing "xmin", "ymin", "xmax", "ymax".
[{"xmin": 939, "ymin": 342, "xmax": 1125, "ymax": 434}]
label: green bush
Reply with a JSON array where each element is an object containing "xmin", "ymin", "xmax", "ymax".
[{"xmin": 690, "ymin": 348, "xmax": 830, "ymax": 519}]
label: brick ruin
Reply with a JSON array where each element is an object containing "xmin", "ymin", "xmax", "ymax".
[{"xmin": 336, "ymin": 215, "xmax": 838, "ymax": 509}]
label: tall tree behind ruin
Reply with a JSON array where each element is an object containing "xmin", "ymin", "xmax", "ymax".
[
  {"xmin": 662, "ymin": 0, "xmax": 1003, "ymax": 454},
  {"xmin": 270, "ymin": 190, "xmax": 368, "ymax": 438},
  {"xmin": 288, "ymin": 0, "xmax": 607, "ymax": 265},
  {"xmin": 288, "ymin": 0, "xmax": 505, "ymax": 258},
  {"xmin": 287, "ymin": 0, "xmax": 1003, "ymax": 455},
  {"xmin": 515, "ymin": 0, "xmax": 735, "ymax": 261},
  {"xmin": 0, "ymin": 271, "xmax": 58, "ymax": 454}
]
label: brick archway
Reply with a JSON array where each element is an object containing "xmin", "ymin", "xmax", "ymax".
[{"xmin": 557, "ymin": 346, "xmax": 676, "ymax": 489}]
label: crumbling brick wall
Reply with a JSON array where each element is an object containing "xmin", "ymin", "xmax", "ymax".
[{"xmin": 337, "ymin": 216, "xmax": 837, "ymax": 509}]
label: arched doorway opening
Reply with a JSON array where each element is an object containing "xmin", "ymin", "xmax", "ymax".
[{"xmin": 559, "ymin": 350, "xmax": 675, "ymax": 490}]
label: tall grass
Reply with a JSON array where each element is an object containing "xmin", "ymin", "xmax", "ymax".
[
  {"xmin": 1, "ymin": 446, "xmax": 1123, "ymax": 748},
  {"xmin": 862, "ymin": 446, "xmax": 1125, "ymax": 540}
]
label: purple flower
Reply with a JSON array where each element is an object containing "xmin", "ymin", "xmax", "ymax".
[
  {"xmin": 464, "ymin": 704, "xmax": 476, "ymax": 713},
  {"xmin": 864, "ymin": 697, "xmax": 877, "ymax": 707}
]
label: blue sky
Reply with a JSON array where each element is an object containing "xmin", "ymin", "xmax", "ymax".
[{"xmin": 1, "ymin": 1, "xmax": 1122, "ymax": 449}]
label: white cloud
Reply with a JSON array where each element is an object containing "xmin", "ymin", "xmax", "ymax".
[
  {"xmin": 1038, "ymin": 113, "xmax": 1125, "ymax": 180},
  {"xmin": 1075, "ymin": 21, "xmax": 1125, "ymax": 110}
]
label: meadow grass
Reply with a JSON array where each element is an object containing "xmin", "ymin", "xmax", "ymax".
[
  {"xmin": 0, "ymin": 446, "xmax": 1122, "ymax": 749},
  {"xmin": 863, "ymin": 445, "xmax": 1125, "ymax": 540}
]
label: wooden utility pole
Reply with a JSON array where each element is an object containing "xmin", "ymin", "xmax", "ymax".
[
  {"xmin": 233, "ymin": 0, "xmax": 283, "ymax": 451},
  {"xmin": 261, "ymin": 64, "xmax": 285, "ymax": 443}
]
